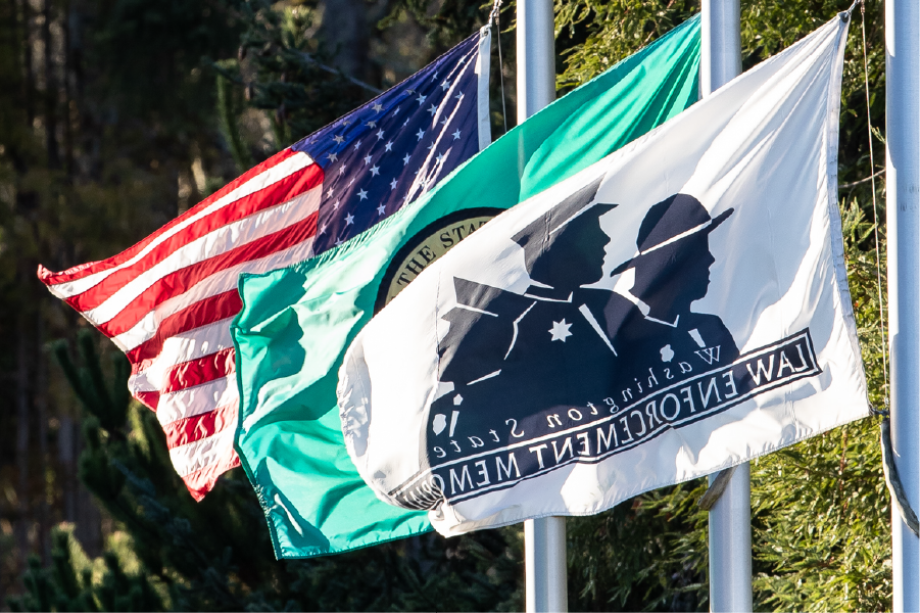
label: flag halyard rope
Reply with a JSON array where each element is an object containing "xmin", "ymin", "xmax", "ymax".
[{"xmin": 860, "ymin": 0, "xmax": 889, "ymax": 403}]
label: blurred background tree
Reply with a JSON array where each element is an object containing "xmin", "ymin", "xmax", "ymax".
[{"xmin": 0, "ymin": 0, "xmax": 891, "ymax": 611}]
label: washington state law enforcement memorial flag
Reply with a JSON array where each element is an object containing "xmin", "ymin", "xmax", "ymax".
[
  {"xmin": 339, "ymin": 12, "xmax": 871, "ymax": 536},
  {"xmin": 232, "ymin": 18, "xmax": 702, "ymax": 557}
]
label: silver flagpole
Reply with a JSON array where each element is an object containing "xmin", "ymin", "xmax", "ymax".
[
  {"xmin": 886, "ymin": 0, "xmax": 920, "ymax": 610},
  {"xmin": 517, "ymin": 0, "xmax": 567, "ymax": 611},
  {"xmin": 700, "ymin": 1, "xmax": 752, "ymax": 612}
]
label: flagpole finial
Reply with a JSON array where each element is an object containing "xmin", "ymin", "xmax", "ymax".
[
  {"xmin": 845, "ymin": 0, "xmax": 861, "ymax": 18},
  {"xmin": 489, "ymin": 0, "xmax": 503, "ymax": 25}
]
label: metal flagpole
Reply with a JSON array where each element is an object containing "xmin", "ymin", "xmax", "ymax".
[
  {"xmin": 700, "ymin": 1, "xmax": 752, "ymax": 612},
  {"xmin": 516, "ymin": 0, "xmax": 567, "ymax": 611},
  {"xmin": 886, "ymin": 0, "xmax": 920, "ymax": 610}
]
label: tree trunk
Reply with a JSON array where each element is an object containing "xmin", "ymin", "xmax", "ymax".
[
  {"xmin": 35, "ymin": 310, "xmax": 50, "ymax": 564},
  {"xmin": 15, "ymin": 307, "xmax": 31, "ymax": 575},
  {"xmin": 58, "ymin": 415, "xmax": 76, "ymax": 524},
  {"xmin": 62, "ymin": 0, "xmax": 74, "ymax": 178},
  {"xmin": 319, "ymin": 0, "xmax": 370, "ymax": 82},
  {"xmin": 19, "ymin": 0, "xmax": 33, "ymax": 125},
  {"xmin": 42, "ymin": 0, "xmax": 59, "ymax": 170},
  {"xmin": 73, "ymin": 428, "xmax": 102, "ymax": 557}
]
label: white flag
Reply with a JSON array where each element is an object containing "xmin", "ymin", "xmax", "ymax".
[{"xmin": 338, "ymin": 11, "xmax": 869, "ymax": 537}]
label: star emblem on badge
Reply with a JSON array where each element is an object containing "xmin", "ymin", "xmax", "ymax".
[{"xmin": 549, "ymin": 320, "xmax": 573, "ymax": 342}]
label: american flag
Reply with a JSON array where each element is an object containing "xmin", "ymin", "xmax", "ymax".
[{"xmin": 38, "ymin": 28, "xmax": 492, "ymax": 500}]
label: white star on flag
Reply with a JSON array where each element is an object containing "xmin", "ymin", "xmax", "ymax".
[{"xmin": 549, "ymin": 320, "xmax": 573, "ymax": 342}]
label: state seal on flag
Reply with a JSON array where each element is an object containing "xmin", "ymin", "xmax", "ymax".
[{"xmin": 376, "ymin": 207, "xmax": 501, "ymax": 311}]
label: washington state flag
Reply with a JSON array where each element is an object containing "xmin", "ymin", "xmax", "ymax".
[{"xmin": 232, "ymin": 16, "xmax": 702, "ymax": 558}]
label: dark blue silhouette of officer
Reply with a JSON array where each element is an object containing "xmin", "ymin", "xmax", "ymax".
[
  {"xmin": 427, "ymin": 178, "xmax": 627, "ymax": 454},
  {"xmin": 602, "ymin": 193, "xmax": 738, "ymax": 395}
]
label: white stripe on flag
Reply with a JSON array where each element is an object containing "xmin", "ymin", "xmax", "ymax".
[
  {"xmin": 129, "ymin": 318, "xmax": 236, "ymax": 392},
  {"xmin": 157, "ymin": 375, "xmax": 238, "ymax": 426},
  {"xmin": 113, "ymin": 236, "xmax": 318, "ymax": 353},
  {"xmin": 82, "ymin": 188, "xmax": 321, "ymax": 326},
  {"xmin": 169, "ymin": 425, "xmax": 237, "ymax": 477},
  {"xmin": 46, "ymin": 152, "xmax": 315, "ymax": 299}
]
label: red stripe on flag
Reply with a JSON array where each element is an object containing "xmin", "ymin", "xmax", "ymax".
[
  {"xmin": 127, "ymin": 290, "xmax": 243, "ymax": 367},
  {"xmin": 96, "ymin": 212, "xmax": 319, "ymax": 338},
  {"xmin": 162, "ymin": 402, "xmax": 237, "ymax": 449},
  {"xmin": 37, "ymin": 148, "xmax": 301, "ymax": 285},
  {"xmin": 135, "ymin": 390, "xmax": 160, "ymax": 411},
  {"xmin": 163, "ymin": 347, "xmax": 236, "ymax": 394},
  {"xmin": 64, "ymin": 166, "xmax": 323, "ymax": 313}
]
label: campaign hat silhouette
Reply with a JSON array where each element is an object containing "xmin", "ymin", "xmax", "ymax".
[
  {"xmin": 512, "ymin": 177, "xmax": 617, "ymax": 288},
  {"xmin": 610, "ymin": 193, "xmax": 733, "ymax": 276}
]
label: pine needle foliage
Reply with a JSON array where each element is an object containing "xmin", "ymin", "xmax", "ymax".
[{"xmin": 8, "ymin": 328, "xmax": 523, "ymax": 611}]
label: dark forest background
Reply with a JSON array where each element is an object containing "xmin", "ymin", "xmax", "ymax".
[{"xmin": 0, "ymin": 0, "xmax": 891, "ymax": 610}]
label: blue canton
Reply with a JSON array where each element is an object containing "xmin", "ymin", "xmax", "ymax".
[{"xmin": 292, "ymin": 31, "xmax": 485, "ymax": 254}]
